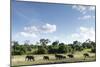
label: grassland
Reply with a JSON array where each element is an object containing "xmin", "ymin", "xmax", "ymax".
[{"xmin": 11, "ymin": 49, "xmax": 96, "ymax": 67}]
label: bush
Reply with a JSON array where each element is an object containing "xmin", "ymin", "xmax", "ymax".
[
  {"xmin": 58, "ymin": 45, "xmax": 66, "ymax": 53},
  {"xmin": 91, "ymin": 48, "xmax": 96, "ymax": 53},
  {"xmin": 12, "ymin": 50, "xmax": 22, "ymax": 55},
  {"xmin": 36, "ymin": 46, "xmax": 48, "ymax": 54}
]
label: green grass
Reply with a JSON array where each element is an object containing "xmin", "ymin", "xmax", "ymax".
[{"xmin": 11, "ymin": 50, "xmax": 96, "ymax": 66}]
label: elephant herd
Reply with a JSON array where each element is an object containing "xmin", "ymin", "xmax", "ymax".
[{"xmin": 25, "ymin": 53, "xmax": 90, "ymax": 61}]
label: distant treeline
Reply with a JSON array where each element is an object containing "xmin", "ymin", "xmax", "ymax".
[{"xmin": 11, "ymin": 39, "xmax": 96, "ymax": 55}]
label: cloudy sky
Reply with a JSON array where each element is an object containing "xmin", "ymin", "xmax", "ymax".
[{"xmin": 12, "ymin": 0, "xmax": 95, "ymax": 44}]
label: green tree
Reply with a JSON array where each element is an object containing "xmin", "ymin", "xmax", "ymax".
[
  {"xmin": 40, "ymin": 39, "xmax": 50, "ymax": 47},
  {"xmin": 37, "ymin": 46, "xmax": 48, "ymax": 54},
  {"xmin": 52, "ymin": 41, "xmax": 59, "ymax": 46},
  {"xmin": 91, "ymin": 41, "xmax": 96, "ymax": 53},
  {"xmin": 82, "ymin": 39, "xmax": 93, "ymax": 49},
  {"xmin": 58, "ymin": 43, "xmax": 67, "ymax": 53},
  {"xmin": 73, "ymin": 41, "xmax": 83, "ymax": 51},
  {"xmin": 48, "ymin": 45, "xmax": 59, "ymax": 54}
]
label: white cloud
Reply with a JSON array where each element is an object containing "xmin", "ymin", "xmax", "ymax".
[
  {"xmin": 18, "ymin": 23, "xmax": 56, "ymax": 38},
  {"xmin": 71, "ymin": 27, "xmax": 95, "ymax": 42},
  {"xmin": 40, "ymin": 23, "xmax": 56, "ymax": 33},
  {"xmin": 72, "ymin": 5, "xmax": 95, "ymax": 21},
  {"xmin": 24, "ymin": 26, "xmax": 38, "ymax": 33},
  {"xmin": 72, "ymin": 5, "xmax": 95, "ymax": 14},
  {"xmin": 78, "ymin": 15, "xmax": 95, "ymax": 20},
  {"xmin": 71, "ymin": 33, "xmax": 80, "ymax": 38},
  {"xmin": 72, "ymin": 5, "xmax": 87, "ymax": 14},
  {"xmin": 20, "ymin": 32, "xmax": 37, "ymax": 37}
]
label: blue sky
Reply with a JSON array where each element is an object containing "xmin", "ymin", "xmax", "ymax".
[{"xmin": 12, "ymin": 0, "xmax": 95, "ymax": 44}]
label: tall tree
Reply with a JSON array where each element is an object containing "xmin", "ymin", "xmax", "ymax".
[
  {"xmin": 40, "ymin": 39, "xmax": 50, "ymax": 47},
  {"xmin": 52, "ymin": 40, "xmax": 59, "ymax": 46}
]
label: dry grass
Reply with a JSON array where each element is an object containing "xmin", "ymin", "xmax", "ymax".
[{"xmin": 11, "ymin": 52, "xmax": 96, "ymax": 66}]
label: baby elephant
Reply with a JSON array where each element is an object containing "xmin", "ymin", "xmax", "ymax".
[
  {"xmin": 67, "ymin": 54, "xmax": 74, "ymax": 58},
  {"xmin": 25, "ymin": 55, "xmax": 35, "ymax": 61},
  {"xmin": 43, "ymin": 56, "xmax": 49, "ymax": 60}
]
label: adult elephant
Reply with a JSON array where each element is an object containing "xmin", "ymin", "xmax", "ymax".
[
  {"xmin": 55, "ymin": 54, "xmax": 66, "ymax": 59},
  {"xmin": 67, "ymin": 54, "xmax": 74, "ymax": 58},
  {"xmin": 25, "ymin": 55, "xmax": 35, "ymax": 61},
  {"xmin": 43, "ymin": 56, "xmax": 49, "ymax": 60},
  {"xmin": 83, "ymin": 53, "xmax": 90, "ymax": 60}
]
